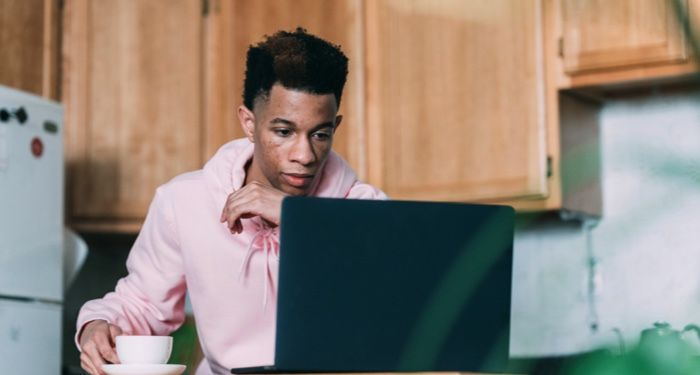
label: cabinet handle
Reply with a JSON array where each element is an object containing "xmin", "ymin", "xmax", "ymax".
[
  {"xmin": 202, "ymin": 0, "xmax": 209, "ymax": 16},
  {"xmin": 558, "ymin": 37, "xmax": 564, "ymax": 58}
]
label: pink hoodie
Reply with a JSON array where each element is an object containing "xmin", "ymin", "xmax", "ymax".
[{"xmin": 76, "ymin": 138, "xmax": 387, "ymax": 374}]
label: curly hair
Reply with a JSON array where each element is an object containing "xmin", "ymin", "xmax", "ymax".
[{"xmin": 243, "ymin": 27, "xmax": 349, "ymax": 110}]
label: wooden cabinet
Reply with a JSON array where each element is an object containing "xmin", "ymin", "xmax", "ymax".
[
  {"xmin": 204, "ymin": 0, "xmax": 366, "ymax": 176},
  {"xmin": 62, "ymin": 0, "xmax": 204, "ymax": 232},
  {"xmin": 63, "ymin": 0, "xmax": 367, "ymax": 232},
  {"xmin": 556, "ymin": 0, "xmax": 700, "ymax": 88},
  {"xmin": 561, "ymin": 0, "xmax": 687, "ymax": 73},
  {"xmin": 0, "ymin": 0, "xmax": 61, "ymax": 99},
  {"xmin": 61, "ymin": 0, "xmax": 596, "ymax": 232},
  {"xmin": 365, "ymin": 0, "xmax": 551, "ymax": 202}
]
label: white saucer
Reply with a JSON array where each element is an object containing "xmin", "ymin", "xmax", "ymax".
[{"xmin": 102, "ymin": 364, "xmax": 186, "ymax": 375}]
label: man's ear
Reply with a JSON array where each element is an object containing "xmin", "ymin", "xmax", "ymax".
[
  {"xmin": 333, "ymin": 115, "xmax": 343, "ymax": 133},
  {"xmin": 238, "ymin": 105, "xmax": 256, "ymax": 142}
]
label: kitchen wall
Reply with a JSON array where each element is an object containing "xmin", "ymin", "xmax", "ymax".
[
  {"xmin": 511, "ymin": 86, "xmax": 700, "ymax": 357},
  {"xmin": 63, "ymin": 85, "xmax": 700, "ymax": 366}
]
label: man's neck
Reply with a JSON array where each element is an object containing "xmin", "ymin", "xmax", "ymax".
[{"xmin": 243, "ymin": 157, "xmax": 266, "ymax": 187}]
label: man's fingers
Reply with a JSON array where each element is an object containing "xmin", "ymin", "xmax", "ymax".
[
  {"xmin": 81, "ymin": 350, "xmax": 103, "ymax": 375},
  {"xmin": 225, "ymin": 195, "xmax": 258, "ymax": 232},
  {"xmin": 223, "ymin": 192, "xmax": 243, "ymax": 229},
  {"xmin": 80, "ymin": 352, "xmax": 98, "ymax": 375},
  {"xmin": 84, "ymin": 344, "xmax": 107, "ymax": 374},
  {"xmin": 81, "ymin": 359, "xmax": 98, "ymax": 375},
  {"xmin": 97, "ymin": 327, "xmax": 121, "ymax": 364},
  {"xmin": 108, "ymin": 324, "xmax": 122, "ymax": 342},
  {"xmin": 97, "ymin": 340, "xmax": 119, "ymax": 364},
  {"xmin": 229, "ymin": 218, "xmax": 244, "ymax": 234},
  {"xmin": 221, "ymin": 188, "xmax": 242, "ymax": 223},
  {"xmin": 219, "ymin": 200, "xmax": 233, "ymax": 223},
  {"xmin": 221, "ymin": 183, "xmax": 284, "ymax": 232}
]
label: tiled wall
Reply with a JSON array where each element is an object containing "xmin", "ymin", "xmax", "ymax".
[{"xmin": 511, "ymin": 87, "xmax": 700, "ymax": 357}]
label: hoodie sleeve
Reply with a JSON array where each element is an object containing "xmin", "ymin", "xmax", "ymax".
[
  {"xmin": 75, "ymin": 186, "xmax": 186, "ymax": 349},
  {"xmin": 346, "ymin": 181, "xmax": 389, "ymax": 200}
]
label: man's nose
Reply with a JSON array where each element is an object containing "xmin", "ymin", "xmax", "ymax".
[{"xmin": 290, "ymin": 136, "xmax": 317, "ymax": 165}]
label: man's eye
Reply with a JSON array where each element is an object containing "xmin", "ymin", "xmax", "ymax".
[
  {"xmin": 274, "ymin": 128, "xmax": 292, "ymax": 137},
  {"xmin": 312, "ymin": 132, "xmax": 331, "ymax": 141}
]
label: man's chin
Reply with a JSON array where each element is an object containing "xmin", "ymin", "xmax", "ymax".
[{"xmin": 280, "ymin": 185, "xmax": 311, "ymax": 196}]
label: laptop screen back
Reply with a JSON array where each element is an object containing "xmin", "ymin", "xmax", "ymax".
[{"xmin": 271, "ymin": 197, "xmax": 515, "ymax": 373}]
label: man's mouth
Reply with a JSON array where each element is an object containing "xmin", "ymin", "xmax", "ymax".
[{"xmin": 281, "ymin": 173, "xmax": 315, "ymax": 188}]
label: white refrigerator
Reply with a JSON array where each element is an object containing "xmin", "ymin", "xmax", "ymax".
[{"xmin": 0, "ymin": 85, "xmax": 64, "ymax": 374}]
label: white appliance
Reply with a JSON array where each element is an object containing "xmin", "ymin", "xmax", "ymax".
[{"xmin": 0, "ymin": 85, "xmax": 63, "ymax": 374}]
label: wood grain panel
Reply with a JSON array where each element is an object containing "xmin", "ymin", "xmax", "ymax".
[
  {"xmin": 562, "ymin": 0, "xmax": 688, "ymax": 73},
  {"xmin": 63, "ymin": 0, "xmax": 203, "ymax": 230},
  {"xmin": 366, "ymin": 0, "xmax": 548, "ymax": 201},
  {"xmin": 0, "ymin": 0, "xmax": 60, "ymax": 99},
  {"xmin": 555, "ymin": 0, "xmax": 700, "ymax": 88},
  {"xmin": 203, "ymin": 0, "xmax": 366, "ymax": 177}
]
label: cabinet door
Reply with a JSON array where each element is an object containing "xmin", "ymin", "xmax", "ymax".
[
  {"xmin": 0, "ymin": 0, "xmax": 60, "ymax": 99},
  {"xmin": 561, "ymin": 0, "xmax": 688, "ymax": 73},
  {"xmin": 204, "ymin": 0, "xmax": 366, "ymax": 177},
  {"xmin": 366, "ymin": 0, "xmax": 548, "ymax": 201},
  {"xmin": 63, "ymin": 0, "xmax": 203, "ymax": 232}
]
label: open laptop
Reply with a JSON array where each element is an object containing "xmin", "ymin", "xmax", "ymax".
[{"xmin": 231, "ymin": 197, "xmax": 515, "ymax": 374}]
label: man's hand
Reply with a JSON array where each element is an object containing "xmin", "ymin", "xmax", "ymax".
[
  {"xmin": 79, "ymin": 320, "xmax": 122, "ymax": 375},
  {"xmin": 220, "ymin": 181, "xmax": 288, "ymax": 233}
]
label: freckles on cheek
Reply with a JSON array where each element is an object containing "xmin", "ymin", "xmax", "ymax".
[
  {"xmin": 267, "ymin": 137, "xmax": 284, "ymax": 148},
  {"xmin": 261, "ymin": 139, "xmax": 284, "ymax": 165},
  {"xmin": 265, "ymin": 138, "xmax": 284, "ymax": 154}
]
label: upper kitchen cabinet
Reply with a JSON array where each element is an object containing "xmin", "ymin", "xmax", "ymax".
[
  {"xmin": 0, "ymin": 0, "xmax": 61, "ymax": 99},
  {"xmin": 62, "ymin": 0, "xmax": 204, "ymax": 232},
  {"xmin": 562, "ymin": 0, "xmax": 687, "ymax": 73},
  {"xmin": 557, "ymin": 0, "xmax": 700, "ymax": 88},
  {"xmin": 203, "ymin": 0, "xmax": 366, "ymax": 177},
  {"xmin": 365, "ymin": 0, "xmax": 551, "ymax": 202}
]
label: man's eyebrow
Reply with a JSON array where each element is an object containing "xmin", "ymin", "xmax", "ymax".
[
  {"xmin": 269, "ymin": 118, "xmax": 335, "ymax": 131},
  {"xmin": 312, "ymin": 122, "xmax": 335, "ymax": 131},
  {"xmin": 270, "ymin": 117, "xmax": 296, "ymax": 126}
]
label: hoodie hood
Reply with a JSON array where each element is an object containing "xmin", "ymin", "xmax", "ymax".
[{"xmin": 203, "ymin": 138, "xmax": 359, "ymax": 205}]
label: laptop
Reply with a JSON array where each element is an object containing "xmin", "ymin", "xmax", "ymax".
[{"xmin": 231, "ymin": 197, "xmax": 515, "ymax": 374}]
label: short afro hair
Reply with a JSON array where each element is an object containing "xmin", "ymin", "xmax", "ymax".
[{"xmin": 243, "ymin": 27, "xmax": 349, "ymax": 110}]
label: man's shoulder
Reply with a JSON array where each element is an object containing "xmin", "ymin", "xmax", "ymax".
[
  {"xmin": 346, "ymin": 181, "xmax": 389, "ymax": 200},
  {"xmin": 156, "ymin": 169, "xmax": 206, "ymax": 197}
]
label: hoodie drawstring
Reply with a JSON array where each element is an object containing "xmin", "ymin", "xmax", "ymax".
[{"xmin": 237, "ymin": 222, "xmax": 279, "ymax": 310}]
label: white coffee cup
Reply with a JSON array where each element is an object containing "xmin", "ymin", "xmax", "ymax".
[{"xmin": 115, "ymin": 335, "xmax": 173, "ymax": 364}]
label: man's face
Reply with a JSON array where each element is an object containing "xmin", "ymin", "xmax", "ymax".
[{"xmin": 241, "ymin": 84, "xmax": 341, "ymax": 196}]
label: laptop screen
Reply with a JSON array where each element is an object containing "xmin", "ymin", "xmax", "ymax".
[{"xmin": 263, "ymin": 197, "xmax": 515, "ymax": 373}]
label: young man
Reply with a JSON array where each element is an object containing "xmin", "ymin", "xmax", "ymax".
[{"xmin": 76, "ymin": 28, "xmax": 386, "ymax": 375}]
